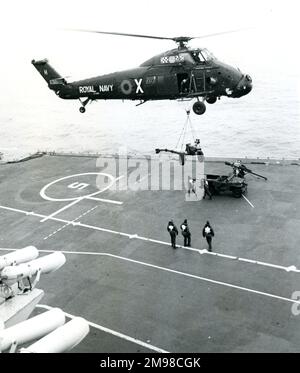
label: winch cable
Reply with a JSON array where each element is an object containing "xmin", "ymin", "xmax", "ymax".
[
  {"xmin": 181, "ymin": 117, "xmax": 189, "ymax": 151},
  {"xmin": 175, "ymin": 109, "xmax": 199, "ymax": 151},
  {"xmin": 175, "ymin": 114, "xmax": 188, "ymax": 151},
  {"xmin": 187, "ymin": 112, "xmax": 198, "ymax": 143}
]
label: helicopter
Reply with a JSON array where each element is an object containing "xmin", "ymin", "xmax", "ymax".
[{"xmin": 32, "ymin": 30, "xmax": 252, "ymax": 115}]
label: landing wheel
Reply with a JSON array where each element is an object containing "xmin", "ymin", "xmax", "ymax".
[
  {"xmin": 79, "ymin": 107, "xmax": 86, "ymax": 113},
  {"xmin": 206, "ymin": 96, "xmax": 217, "ymax": 104},
  {"xmin": 193, "ymin": 101, "xmax": 206, "ymax": 115},
  {"xmin": 232, "ymin": 189, "xmax": 242, "ymax": 198}
]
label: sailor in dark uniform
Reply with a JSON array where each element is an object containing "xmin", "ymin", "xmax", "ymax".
[
  {"xmin": 203, "ymin": 179, "xmax": 212, "ymax": 200},
  {"xmin": 180, "ymin": 219, "xmax": 191, "ymax": 247},
  {"xmin": 202, "ymin": 221, "xmax": 214, "ymax": 252},
  {"xmin": 167, "ymin": 220, "xmax": 178, "ymax": 249}
]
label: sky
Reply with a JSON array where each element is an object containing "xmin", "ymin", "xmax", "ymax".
[{"xmin": 1, "ymin": 0, "xmax": 300, "ymax": 81}]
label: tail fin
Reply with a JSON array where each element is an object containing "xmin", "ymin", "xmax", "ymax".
[{"xmin": 32, "ymin": 59, "xmax": 66, "ymax": 89}]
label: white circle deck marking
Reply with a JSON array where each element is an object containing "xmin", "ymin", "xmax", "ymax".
[{"xmin": 40, "ymin": 172, "xmax": 115, "ymax": 202}]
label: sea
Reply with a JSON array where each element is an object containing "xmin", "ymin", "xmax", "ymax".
[{"xmin": 0, "ymin": 67, "xmax": 299, "ymax": 162}]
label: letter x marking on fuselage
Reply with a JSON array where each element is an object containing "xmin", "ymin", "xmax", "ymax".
[{"xmin": 134, "ymin": 79, "xmax": 144, "ymax": 94}]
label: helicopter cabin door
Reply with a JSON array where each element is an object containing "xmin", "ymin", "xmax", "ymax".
[
  {"xmin": 176, "ymin": 70, "xmax": 208, "ymax": 95},
  {"xmin": 191, "ymin": 68, "xmax": 207, "ymax": 94}
]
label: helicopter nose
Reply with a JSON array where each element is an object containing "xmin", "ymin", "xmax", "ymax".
[{"xmin": 233, "ymin": 74, "xmax": 252, "ymax": 97}]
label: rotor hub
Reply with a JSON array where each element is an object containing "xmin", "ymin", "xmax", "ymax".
[{"xmin": 172, "ymin": 36, "xmax": 193, "ymax": 49}]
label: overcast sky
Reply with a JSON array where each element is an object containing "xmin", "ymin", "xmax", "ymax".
[{"xmin": 1, "ymin": 0, "xmax": 299, "ymax": 86}]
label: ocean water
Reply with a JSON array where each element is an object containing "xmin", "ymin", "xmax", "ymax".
[{"xmin": 0, "ymin": 68, "xmax": 299, "ymax": 161}]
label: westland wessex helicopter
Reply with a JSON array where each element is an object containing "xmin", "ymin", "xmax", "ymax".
[{"xmin": 32, "ymin": 30, "xmax": 252, "ymax": 115}]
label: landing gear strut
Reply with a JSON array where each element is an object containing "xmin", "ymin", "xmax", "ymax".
[
  {"xmin": 79, "ymin": 98, "xmax": 91, "ymax": 113},
  {"xmin": 193, "ymin": 100, "xmax": 206, "ymax": 115}
]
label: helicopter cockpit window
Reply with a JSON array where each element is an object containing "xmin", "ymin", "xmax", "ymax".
[
  {"xmin": 200, "ymin": 49, "xmax": 216, "ymax": 62},
  {"xmin": 191, "ymin": 51, "xmax": 206, "ymax": 63}
]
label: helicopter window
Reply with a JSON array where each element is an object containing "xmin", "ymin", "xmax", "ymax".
[
  {"xmin": 191, "ymin": 51, "xmax": 205, "ymax": 63},
  {"xmin": 200, "ymin": 49, "xmax": 216, "ymax": 61},
  {"xmin": 179, "ymin": 52, "xmax": 194, "ymax": 64}
]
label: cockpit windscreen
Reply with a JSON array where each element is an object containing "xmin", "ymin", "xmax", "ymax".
[{"xmin": 191, "ymin": 49, "xmax": 216, "ymax": 63}]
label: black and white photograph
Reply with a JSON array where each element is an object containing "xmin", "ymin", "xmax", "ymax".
[{"xmin": 0, "ymin": 0, "xmax": 300, "ymax": 362}]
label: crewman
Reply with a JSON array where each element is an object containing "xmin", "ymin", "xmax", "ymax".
[
  {"xmin": 180, "ymin": 78, "xmax": 189, "ymax": 93},
  {"xmin": 187, "ymin": 176, "xmax": 197, "ymax": 197},
  {"xmin": 233, "ymin": 160, "xmax": 246, "ymax": 177},
  {"xmin": 186, "ymin": 140, "xmax": 204, "ymax": 156},
  {"xmin": 202, "ymin": 221, "xmax": 214, "ymax": 252},
  {"xmin": 167, "ymin": 220, "xmax": 178, "ymax": 249},
  {"xmin": 203, "ymin": 178, "xmax": 212, "ymax": 200},
  {"xmin": 192, "ymin": 51, "xmax": 201, "ymax": 63},
  {"xmin": 227, "ymin": 160, "xmax": 245, "ymax": 182},
  {"xmin": 195, "ymin": 139, "xmax": 201, "ymax": 149},
  {"xmin": 180, "ymin": 219, "xmax": 191, "ymax": 247}
]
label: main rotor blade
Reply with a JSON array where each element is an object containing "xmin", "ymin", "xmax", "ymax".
[
  {"xmin": 67, "ymin": 29, "xmax": 174, "ymax": 41},
  {"xmin": 66, "ymin": 27, "xmax": 252, "ymax": 44},
  {"xmin": 191, "ymin": 27, "xmax": 253, "ymax": 40}
]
